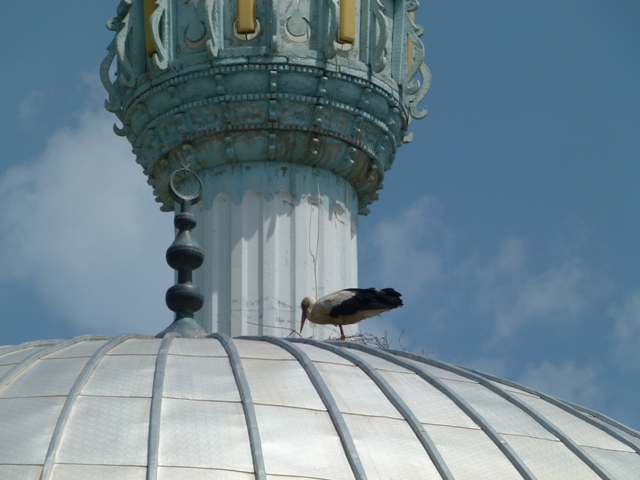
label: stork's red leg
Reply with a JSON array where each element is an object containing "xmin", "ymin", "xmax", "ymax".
[{"xmin": 339, "ymin": 324, "xmax": 345, "ymax": 340}]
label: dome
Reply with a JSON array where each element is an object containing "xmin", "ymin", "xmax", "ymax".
[{"xmin": 1, "ymin": 335, "xmax": 639, "ymax": 480}]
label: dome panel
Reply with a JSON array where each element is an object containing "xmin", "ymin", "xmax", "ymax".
[
  {"xmin": 43, "ymin": 339, "xmax": 109, "ymax": 358},
  {"xmin": 0, "ymin": 357, "xmax": 88, "ymax": 398},
  {"xmin": 56, "ymin": 395, "xmax": 151, "ymax": 465},
  {"xmin": 0, "ymin": 397, "xmax": 64, "ymax": 465},
  {"xmin": 241, "ymin": 357, "xmax": 325, "ymax": 410},
  {"xmin": 441, "ymin": 378, "xmax": 556, "ymax": 440},
  {"xmin": 514, "ymin": 393, "xmax": 634, "ymax": 452},
  {"xmin": 377, "ymin": 369, "xmax": 479, "ymax": 429},
  {"xmin": 163, "ymin": 355, "xmax": 240, "ymax": 402},
  {"xmin": 157, "ymin": 467, "xmax": 255, "ymax": 480},
  {"xmin": 0, "ymin": 346, "xmax": 51, "ymax": 366},
  {"xmin": 0, "ymin": 465, "xmax": 41, "ymax": 480},
  {"xmin": 169, "ymin": 337, "xmax": 228, "ymax": 357},
  {"xmin": 315, "ymin": 362, "xmax": 404, "ymax": 418},
  {"xmin": 425, "ymin": 424, "xmax": 523, "ymax": 480},
  {"xmin": 2, "ymin": 334, "xmax": 640, "ymax": 479},
  {"xmin": 344, "ymin": 413, "xmax": 443, "ymax": 479},
  {"xmin": 82, "ymin": 354, "xmax": 156, "ymax": 397},
  {"xmin": 159, "ymin": 398, "xmax": 253, "ymax": 472},
  {"xmin": 234, "ymin": 339, "xmax": 296, "ymax": 360},
  {"xmin": 583, "ymin": 447, "xmax": 640, "ymax": 480},
  {"xmin": 294, "ymin": 342, "xmax": 355, "ymax": 365},
  {"xmin": 108, "ymin": 338, "xmax": 162, "ymax": 355},
  {"xmin": 254, "ymin": 404, "xmax": 353, "ymax": 480},
  {"xmin": 504, "ymin": 435, "xmax": 601, "ymax": 480},
  {"xmin": 50, "ymin": 464, "xmax": 145, "ymax": 480}
]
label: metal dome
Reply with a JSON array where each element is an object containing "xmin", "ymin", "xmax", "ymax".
[{"xmin": 1, "ymin": 335, "xmax": 639, "ymax": 480}]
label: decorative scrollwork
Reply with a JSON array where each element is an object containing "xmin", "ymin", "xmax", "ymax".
[
  {"xmin": 151, "ymin": 0, "xmax": 170, "ymax": 69},
  {"xmin": 404, "ymin": 0, "xmax": 430, "ymax": 119},
  {"xmin": 371, "ymin": 0, "xmax": 388, "ymax": 73},
  {"xmin": 324, "ymin": 0, "xmax": 339, "ymax": 59},
  {"xmin": 101, "ymin": 0, "xmax": 134, "ymax": 119},
  {"xmin": 407, "ymin": 64, "xmax": 431, "ymax": 119},
  {"xmin": 204, "ymin": 0, "xmax": 219, "ymax": 57}
]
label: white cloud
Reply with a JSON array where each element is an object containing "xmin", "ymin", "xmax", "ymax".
[
  {"xmin": 360, "ymin": 196, "xmax": 598, "ymax": 347},
  {"xmin": 0, "ymin": 78, "xmax": 173, "ymax": 336},
  {"xmin": 517, "ymin": 360, "xmax": 603, "ymax": 407},
  {"xmin": 474, "ymin": 239, "xmax": 595, "ymax": 344},
  {"xmin": 364, "ymin": 196, "xmax": 454, "ymax": 297},
  {"xmin": 609, "ymin": 291, "xmax": 640, "ymax": 369}
]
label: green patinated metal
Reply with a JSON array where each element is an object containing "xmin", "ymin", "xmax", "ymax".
[{"xmin": 101, "ymin": 0, "xmax": 430, "ymax": 215}]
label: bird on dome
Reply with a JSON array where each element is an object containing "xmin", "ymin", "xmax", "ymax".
[{"xmin": 300, "ymin": 288, "xmax": 403, "ymax": 340}]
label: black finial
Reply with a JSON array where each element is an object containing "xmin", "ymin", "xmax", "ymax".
[{"xmin": 156, "ymin": 166, "xmax": 208, "ymax": 338}]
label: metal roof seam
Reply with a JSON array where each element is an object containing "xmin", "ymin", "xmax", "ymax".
[
  {"xmin": 336, "ymin": 342, "xmax": 537, "ymax": 480},
  {"xmin": 288, "ymin": 338, "xmax": 455, "ymax": 480},
  {"xmin": 390, "ymin": 350, "xmax": 617, "ymax": 480},
  {"xmin": 0, "ymin": 340, "xmax": 66, "ymax": 357},
  {"xmin": 147, "ymin": 332, "xmax": 177, "ymax": 480},
  {"xmin": 242, "ymin": 335, "xmax": 368, "ymax": 480},
  {"xmin": 39, "ymin": 333, "xmax": 143, "ymax": 480},
  {"xmin": 0, "ymin": 336, "xmax": 98, "ymax": 393},
  {"xmin": 563, "ymin": 401, "xmax": 640, "ymax": 442},
  {"xmin": 460, "ymin": 365, "xmax": 640, "ymax": 453},
  {"xmin": 209, "ymin": 333, "xmax": 266, "ymax": 479}
]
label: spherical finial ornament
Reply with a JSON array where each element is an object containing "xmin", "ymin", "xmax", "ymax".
[{"xmin": 157, "ymin": 167, "xmax": 207, "ymax": 338}]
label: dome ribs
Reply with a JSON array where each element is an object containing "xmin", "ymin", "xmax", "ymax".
[
  {"xmin": 459, "ymin": 365, "xmax": 640, "ymax": 456},
  {"xmin": 388, "ymin": 350, "xmax": 617, "ymax": 480},
  {"xmin": 147, "ymin": 332, "xmax": 177, "ymax": 480},
  {"xmin": 337, "ymin": 342, "xmax": 537, "ymax": 480},
  {"xmin": 39, "ymin": 334, "xmax": 144, "ymax": 480},
  {"xmin": 210, "ymin": 333, "xmax": 266, "ymax": 479},
  {"xmin": 0, "ymin": 339, "xmax": 65, "ymax": 357},
  {"xmin": 242, "ymin": 335, "xmax": 368, "ymax": 480},
  {"xmin": 0, "ymin": 335, "xmax": 108, "ymax": 395},
  {"xmin": 289, "ymin": 337, "xmax": 455, "ymax": 480}
]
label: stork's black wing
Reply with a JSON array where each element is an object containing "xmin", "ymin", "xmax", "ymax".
[{"xmin": 328, "ymin": 288, "xmax": 403, "ymax": 317}]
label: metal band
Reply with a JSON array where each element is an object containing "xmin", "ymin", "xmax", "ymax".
[
  {"xmin": 147, "ymin": 333, "xmax": 177, "ymax": 480},
  {"xmin": 289, "ymin": 338, "xmax": 454, "ymax": 480},
  {"xmin": 390, "ymin": 350, "xmax": 615, "ymax": 480},
  {"xmin": 242, "ymin": 336, "xmax": 368, "ymax": 480},
  {"xmin": 337, "ymin": 342, "xmax": 537, "ymax": 480},
  {"xmin": 458, "ymin": 364, "xmax": 640, "ymax": 454},
  {"xmin": 0, "ymin": 339, "xmax": 65, "ymax": 356},
  {"xmin": 209, "ymin": 334, "xmax": 266, "ymax": 479},
  {"xmin": 561, "ymin": 400, "xmax": 640, "ymax": 444},
  {"xmin": 0, "ymin": 335, "xmax": 109, "ymax": 392},
  {"xmin": 40, "ymin": 334, "xmax": 144, "ymax": 480}
]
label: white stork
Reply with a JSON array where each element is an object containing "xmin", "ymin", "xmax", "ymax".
[{"xmin": 300, "ymin": 288, "xmax": 403, "ymax": 340}]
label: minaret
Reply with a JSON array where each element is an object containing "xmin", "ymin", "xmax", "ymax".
[{"xmin": 101, "ymin": 0, "xmax": 430, "ymax": 339}]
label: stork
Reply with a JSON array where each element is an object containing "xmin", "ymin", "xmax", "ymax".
[{"xmin": 300, "ymin": 288, "xmax": 403, "ymax": 340}]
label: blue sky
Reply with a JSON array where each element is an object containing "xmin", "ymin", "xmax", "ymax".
[{"xmin": 1, "ymin": 2, "xmax": 639, "ymax": 430}]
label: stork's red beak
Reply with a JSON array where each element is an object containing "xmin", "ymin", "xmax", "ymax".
[{"xmin": 300, "ymin": 308, "xmax": 307, "ymax": 333}]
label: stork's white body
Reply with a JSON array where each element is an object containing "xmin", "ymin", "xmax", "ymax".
[{"xmin": 301, "ymin": 288, "xmax": 403, "ymax": 339}]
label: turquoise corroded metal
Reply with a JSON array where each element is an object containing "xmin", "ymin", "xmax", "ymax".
[{"xmin": 101, "ymin": 0, "xmax": 430, "ymax": 214}]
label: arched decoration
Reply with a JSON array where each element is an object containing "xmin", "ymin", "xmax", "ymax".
[
  {"xmin": 150, "ymin": 0, "xmax": 170, "ymax": 69},
  {"xmin": 101, "ymin": 0, "xmax": 135, "ymax": 117},
  {"xmin": 204, "ymin": 0, "xmax": 220, "ymax": 57},
  {"xmin": 324, "ymin": 0, "xmax": 339, "ymax": 59},
  {"xmin": 371, "ymin": 0, "xmax": 388, "ymax": 73},
  {"xmin": 404, "ymin": 0, "xmax": 430, "ymax": 119}
]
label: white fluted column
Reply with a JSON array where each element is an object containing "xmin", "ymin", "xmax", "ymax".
[{"xmin": 191, "ymin": 162, "xmax": 359, "ymax": 340}]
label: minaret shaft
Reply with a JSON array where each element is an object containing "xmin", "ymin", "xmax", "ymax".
[{"xmin": 192, "ymin": 163, "xmax": 358, "ymax": 339}]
